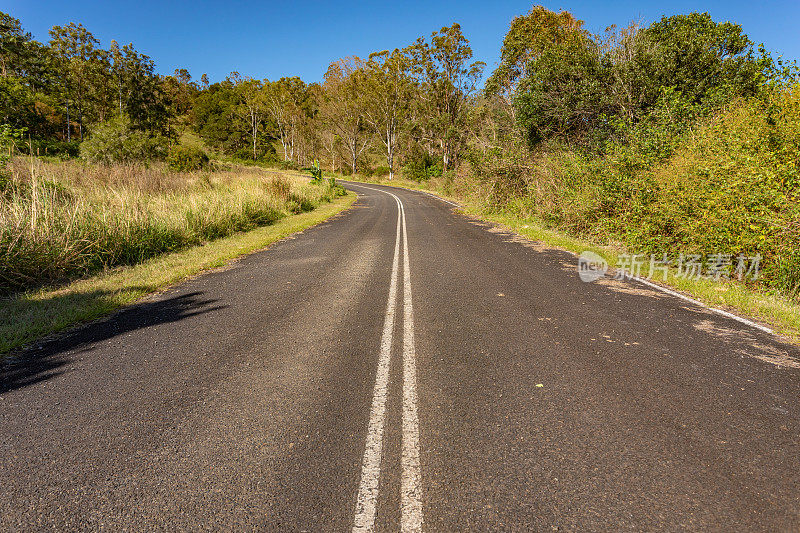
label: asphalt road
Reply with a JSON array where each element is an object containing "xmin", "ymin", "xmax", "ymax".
[{"xmin": 2, "ymin": 181, "xmax": 799, "ymax": 531}]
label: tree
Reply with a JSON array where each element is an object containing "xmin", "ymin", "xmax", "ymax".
[
  {"xmin": 0, "ymin": 12, "xmax": 32, "ymax": 77},
  {"xmin": 264, "ymin": 76, "xmax": 307, "ymax": 162},
  {"xmin": 408, "ymin": 24, "xmax": 484, "ymax": 171},
  {"xmin": 49, "ymin": 22, "xmax": 101, "ymax": 141},
  {"xmin": 231, "ymin": 74, "xmax": 266, "ymax": 160},
  {"xmin": 108, "ymin": 40, "xmax": 125, "ymax": 115},
  {"xmin": 636, "ymin": 13, "xmax": 760, "ymax": 108},
  {"xmin": 514, "ymin": 30, "xmax": 610, "ymax": 147},
  {"xmin": 322, "ymin": 57, "xmax": 370, "ymax": 174},
  {"xmin": 161, "ymin": 67, "xmax": 198, "ymax": 136},
  {"xmin": 485, "ymin": 6, "xmax": 583, "ymax": 117},
  {"xmin": 191, "ymin": 81, "xmax": 240, "ymax": 152},
  {"xmin": 362, "ymin": 49, "xmax": 413, "ymax": 179},
  {"xmin": 320, "ymin": 128, "xmax": 341, "ymax": 172}
]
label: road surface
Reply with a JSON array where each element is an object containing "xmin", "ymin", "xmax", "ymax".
[{"xmin": 2, "ymin": 181, "xmax": 799, "ymax": 531}]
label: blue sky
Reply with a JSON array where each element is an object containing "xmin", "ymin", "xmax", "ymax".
[{"xmin": 4, "ymin": 0, "xmax": 799, "ymax": 85}]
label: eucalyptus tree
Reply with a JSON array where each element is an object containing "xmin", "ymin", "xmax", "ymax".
[
  {"xmin": 264, "ymin": 76, "xmax": 307, "ymax": 162},
  {"xmin": 48, "ymin": 22, "xmax": 101, "ymax": 140},
  {"xmin": 407, "ymin": 24, "xmax": 484, "ymax": 171},
  {"xmin": 321, "ymin": 57, "xmax": 370, "ymax": 174},
  {"xmin": 231, "ymin": 74, "xmax": 266, "ymax": 160},
  {"xmin": 362, "ymin": 49, "xmax": 413, "ymax": 179}
]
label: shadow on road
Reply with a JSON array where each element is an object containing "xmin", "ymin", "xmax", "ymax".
[{"xmin": 0, "ymin": 290, "xmax": 224, "ymax": 395}]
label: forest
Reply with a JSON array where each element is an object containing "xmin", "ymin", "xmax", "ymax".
[{"xmin": 1, "ymin": 6, "xmax": 799, "ymax": 297}]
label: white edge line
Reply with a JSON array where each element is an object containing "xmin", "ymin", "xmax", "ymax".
[
  {"xmin": 352, "ymin": 182, "xmax": 775, "ymax": 337},
  {"xmin": 630, "ymin": 275, "xmax": 775, "ymax": 335}
]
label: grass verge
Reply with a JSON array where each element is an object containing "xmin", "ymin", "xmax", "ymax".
[
  {"xmin": 344, "ymin": 175, "xmax": 800, "ymax": 343},
  {"xmin": 0, "ymin": 192, "xmax": 356, "ymax": 356}
]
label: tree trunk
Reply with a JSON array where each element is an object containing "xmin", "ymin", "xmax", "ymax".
[
  {"xmin": 66, "ymin": 101, "xmax": 71, "ymax": 143},
  {"xmin": 387, "ymin": 145, "xmax": 394, "ymax": 180}
]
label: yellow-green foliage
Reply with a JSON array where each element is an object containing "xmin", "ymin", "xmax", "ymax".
[
  {"xmin": 630, "ymin": 90, "xmax": 800, "ymax": 291},
  {"xmin": 472, "ymin": 87, "xmax": 800, "ymax": 295},
  {"xmin": 0, "ymin": 158, "xmax": 340, "ymax": 294}
]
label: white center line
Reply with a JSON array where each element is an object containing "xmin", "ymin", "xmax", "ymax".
[
  {"xmin": 350, "ymin": 184, "xmax": 424, "ymax": 532},
  {"xmin": 400, "ymin": 199, "xmax": 423, "ymax": 533},
  {"xmin": 352, "ymin": 191, "xmax": 402, "ymax": 533}
]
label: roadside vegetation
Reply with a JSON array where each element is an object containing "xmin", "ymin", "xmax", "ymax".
[
  {"xmin": 0, "ymin": 156, "xmax": 343, "ymax": 295},
  {"xmin": 333, "ymin": 9, "xmax": 800, "ymax": 337}
]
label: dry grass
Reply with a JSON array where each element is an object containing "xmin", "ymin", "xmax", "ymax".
[{"xmin": 0, "ymin": 158, "xmax": 341, "ymax": 294}]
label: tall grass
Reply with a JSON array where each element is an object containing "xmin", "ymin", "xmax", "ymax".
[{"xmin": 0, "ymin": 158, "xmax": 340, "ymax": 295}]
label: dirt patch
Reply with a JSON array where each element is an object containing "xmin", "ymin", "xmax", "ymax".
[
  {"xmin": 594, "ymin": 277, "xmax": 667, "ymax": 299},
  {"xmin": 694, "ymin": 319, "xmax": 800, "ymax": 369}
]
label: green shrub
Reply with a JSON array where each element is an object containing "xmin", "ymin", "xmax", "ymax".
[
  {"xmin": 626, "ymin": 91, "xmax": 800, "ymax": 293},
  {"xmin": 23, "ymin": 138, "xmax": 80, "ymax": 159},
  {"xmin": 402, "ymin": 151, "xmax": 442, "ymax": 182},
  {"xmin": 167, "ymin": 145, "xmax": 209, "ymax": 172},
  {"xmin": 372, "ymin": 166, "xmax": 391, "ymax": 177},
  {"xmin": 489, "ymin": 88, "xmax": 800, "ymax": 294},
  {"xmin": 80, "ymin": 116, "xmax": 167, "ymax": 165}
]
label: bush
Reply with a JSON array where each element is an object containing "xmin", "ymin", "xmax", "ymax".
[
  {"xmin": 626, "ymin": 91, "xmax": 800, "ymax": 293},
  {"xmin": 273, "ymin": 160, "xmax": 300, "ymax": 171},
  {"xmin": 22, "ymin": 138, "xmax": 80, "ymax": 159},
  {"xmin": 80, "ymin": 116, "xmax": 167, "ymax": 165},
  {"xmin": 484, "ymin": 88, "xmax": 800, "ymax": 294},
  {"xmin": 370, "ymin": 166, "xmax": 391, "ymax": 177},
  {"xmin": 232, "ymin": 142, "xmax": 277, "ymax": 162},
  {"xmin": 402, "ymin": 151, "xmax": 443, "ymax": 182},
  {"xmin": 167, "ymin": 145, "xmax": 209, "ymax": 172}
]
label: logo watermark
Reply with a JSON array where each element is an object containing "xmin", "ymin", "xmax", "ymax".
[
  {"xmin": 577, "ymin": 252, "xmax": 762, "ymax": 283},
  {"xmin": 577, "ymin": 251, "xmax": 608, "ymax": 282}
]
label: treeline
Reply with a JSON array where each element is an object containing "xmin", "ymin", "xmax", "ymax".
[
  {"xmin": 0, "ymin": 12, "xmax": 184, "ymax": 156},
  {"xmin": 191, "ymin": 23, "xmax": 484, "ymax": 178},
  {"xmin": 0, "ymin": 10, "xmax": 486, "ymax": 178},
  {"xmin": 1, "ymin": 8, "xmax": 794, "ymax": 169}
]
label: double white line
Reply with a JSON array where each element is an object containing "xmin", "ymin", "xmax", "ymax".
[{"xmin": 351, "ymin": 185, "xmax": 423, "ymax": 533}]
